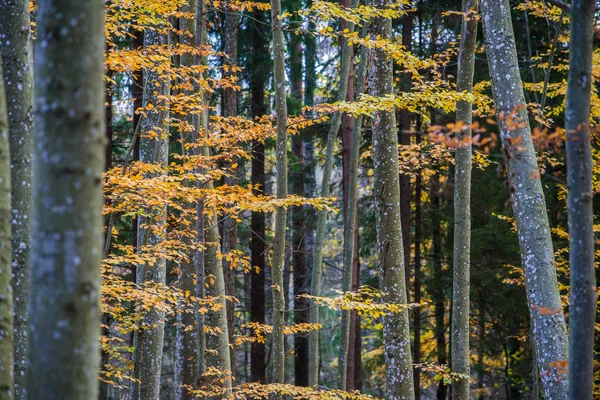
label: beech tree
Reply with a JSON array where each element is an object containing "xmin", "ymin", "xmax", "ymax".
[
  {"xmin": 27, "ymin": 0, "xmax": 105, "ymax": 398},
  {"xmin": 481, "ymin": 0, "xmax": 569, "ymax": 397},
  {"xmin": 0, "ymin": 2, "xmax": 33, "ymax": 397}
]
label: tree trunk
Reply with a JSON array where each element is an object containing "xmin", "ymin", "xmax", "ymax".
[
  {"xmin": 340, "ymin": 19, "xmax": 368, "ymax": 391},
  {"xmin": 369, "ymin": 1, "xmax": 414, "ymax": 398},
  {"xmin": 270, "ymin": 0, "xmax": 289, "ymax": 388},
  {"xmin": 413, "ymin": 132, "xmax": 422, "ymax": 399},
  {"xmin": 480, "ymin": 1, "xmax": 569, "ymax": 398},
  {"xmin": 0, "ymin": 3, "xmax": 33, "ymax": 397},
  {"xmin": 174, "ymin": 4, "xmax": 199, "ymax": 399},
  {"xmin": 565, "ymin": 0, "xmax": 596, "ymax": 398},
  {"xmin": 0, "ymin": 58, "xmax": 14, "ymax": 400},
  {"xmin": 221, "ymin": 7, "xmax": 239, "ymax": 376},
  {"xmin": 27, "ymin": 1, "xmax": 105, "ymax": 398},
  {"xmin": 451, "ymin": 1, "xmax": 478, "ymax": 399},
  {"xmin": 249, "ymin": 5, "xmax": 268, "ymax": 384},
  {"xmin": 308, "ymin": 0, "xmax": 358, "ymax": 386},
  {"xmin": 131, "ymin": 28, "xmax": 170, "ymax": 400}
]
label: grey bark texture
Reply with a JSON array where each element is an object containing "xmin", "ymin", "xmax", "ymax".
[
  {"xmin": 270, "ymin": 0, "xmax": 289, "ymax": 388},
  {"xmin": 307, "ymin": 0, "xmax": 357, "ymax": 386},
  {"xmin": 174, "ymin": 4, "xmax": 200, "ymax": 399},
  {"xmin": 27, "ymin": 0, "xmax": 105, "ymax": 398},
  {"xmin": 339, "ymin": 19, "xmax": 368, "ymax": 391},
  {"xmin": 132, "ymin": 28, "xmax": 170, "ymax": 400},
  {"xmin": 0, "ymin": 59, "xmax": 14, "ymax": 400},
  {"xmin": 480, "ymin": 1, "xmax": 569, "ymax": 398},
  {"xmin": 369, "ymin": 1, "xmax": 414, "ymax": 398},
  {"xmin": 565, "ymin": 0, "xmax": 596, "ymax": 398},
  {"xmin": 0, "ymin": 2, "xmax": 33, "ymax": 397},
  {"xmin": 451, "ymin": 1, "xmax": 478, "ymax": 399}
]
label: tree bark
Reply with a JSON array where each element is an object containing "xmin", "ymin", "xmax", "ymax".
[
  {"xmin": 270, "ymin": 0, "xmax": 289, "ymax": 388},
  {"xmin": 0, "ymin": 58, "xmax": 14, "ymax": 400},
  {"xmin": 131, "ymin": 28, "xmax": 170, "ymax": 400},
  {"xmin": 480, "ymin": 1, "xmax": 569, "ymax": 398},
  {"xmin": 369, "ymin": 1, "xmax": 414, "ymax": 397},
  {"xmin": 413, "ymin": 132, "xmax": 422, "ymax": 400},
  {"xmin": 0, "ymin": 3, "xmax": 33, "ymax": 397},
  {"xmin": 249, "ymin": 5, "xmax": 268, "ymax": 384},
  {"xmin": 451, "ymin": 1, "xmax": 478, "ymax": 399},
  {"xmin": 308, "ymin": 0, "xmax": 358, "ymax": 386},
  {"xmin": 27, "ymin": 1, "xmax": 105, "ymax": 398},
  {"xmin": 565, "ymin": 0, "xmax": 597, "ymax": 398}
]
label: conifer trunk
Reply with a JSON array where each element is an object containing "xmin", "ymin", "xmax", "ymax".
[
  {"xmin": 480, "ymin": 1, "xmax": 569, "ymax": 398},
  {"xmin": 27, "ymin": 0, "xmax": 105, "ymax": 398},
  {"xmin": 132, "ymin": 28, "xmax": 170, "ymax": 400},
  {"xmin": 0, "ymin": 3, "xmax": 33, "ymax": 397},
  {"xmin": 270, "ymin": 0, "xmax": 288, "ymax": 387},
  {"xmin": 369, "ymin": 1, "xmax": 414, "ymax": 398},
  {"xmin": 565, "ymin": 0, "xmax": 596, "ymax": 398},
  {"xmin": 308, "ymin": 0, "xmax": 358, "ymax": 386},
  {"xmin": 0, "ymin": 59, "xmax": 14, "ymax": 400},
  {"xmin": 451, "ymin": 1, "xmax": 478, "ymax": 399}
]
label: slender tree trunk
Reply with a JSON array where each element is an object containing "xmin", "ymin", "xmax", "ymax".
[
  {"xmin": 131, "ymin": 28, "xmax": 170, "ymax": 400},
  {"xmin": 174, "ymin": 4, "xmax": 199, "ymax": 399},
  {"xmin": 340, "ymin": 20, "xmax": 368, "ymax": 391},
  {"xmin": 480, "ymin": 1, "xmax": 569, "ymax": 398},
  {"xmin": 308, "ymin": 0, "xmax": 358, "ymax": 386},
  {"xmin": 221, "ymin": 8, "xmax": 239, "ymax": 376},
  {"xmin": 270, "ymin": 0, "xmax": 289, "ymax": 388},
  {"xmin": 249, "ymin": 6, "xmax": 268, "ymax": 384},
  {"xmin": 566, "ymin": 0, "xmax": 596, "ymax": 398},
  {"xmin": 0, "ymin": 3, "xmax": 33, "ymax": 397},
  {"xmin": 369, "ymin": 1, "xmax": 414, "ymax": 398},
  {"xmin": 451, "ymin": 1, "xmax": 478, "ymax": 399},
  {"xmin": 27, "ymin": 1, "xmax": 105, "ymax": 398},
  {"xmin": 0, "ymin": 58, "xmax": 14, "ymax": 400},
  {"xmin": 413, "ymin": 132, "xmax": 422, "ymax": 399}
]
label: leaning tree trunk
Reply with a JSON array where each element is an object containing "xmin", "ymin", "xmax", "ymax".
[
  {"xmin": 565, "ymin": 0, "xmax": 596, "ymax": 398},
  {"xmin": 308, "ymin": 0, "xmax": 358, "ymax": 387},
  {"xmin": 0, "ymin": 59, "xmax": 14, "ymax": 400},
  {"xmin": 270, "ymin": 0, "xmax": 289, "ymax": 388},
  {"xmin": 369, "ymin": 1, "xmax": 414, "ymax": 398},
  {"xmin": 480, "ymin": 1, "xmax": 569, "ymax": 398},
  {"xmin": 27, "ymin": 0, "xmax": 105, "ymax": 398},
  {"xmin": 451, "ymin": 1, "xmax": 478, "ymax": 399},
  {"xmin": 131, "ymin": 28, "xmax": 170, "ymax": 400},
  {"xmin": 0, "ymin": 2, "xmax": 33, "ymax": 397}
]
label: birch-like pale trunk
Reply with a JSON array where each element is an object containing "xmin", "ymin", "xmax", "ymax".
[
  {"xmin": 131, "ymin": 28, "xmax": 170, "ymax": 400},
  {"xmin": 174, "ymin": 3, "xmax": 200, "ymax": 399},
  {"xmin": 369, "ymin": 1, "xmax": 414, "ymax": 398},
  {"xmin": 339, "ymin": 22, "xmax": 369, "ymax": 390},
  {"xmin": 270, "ymin": 0, "xmax": 288, "ymax": 388},
  {"xmin": 451, "ymin": 1, "xmax": 478, "ymax": 399},
  {"xmin": 0, "ymin": 59, "xmax": 14, "ymax": 400},
  {"xmin": 565, "ymin": 0, "xmax": 596, "ymax": 398},
  {"xmin": 480, "ymin": 1, "xmax": 569, "ymax": 398},
  {"xmin": 308, "ymin": 0, "xmax": 358, "ymax": 386},
  {"xmin": 0, "ymin": 3, "xmax": 33, "ymax": 397},
  {"xmin": 27, "ymin": 0, "xmax": 105, "ymax": 398}
]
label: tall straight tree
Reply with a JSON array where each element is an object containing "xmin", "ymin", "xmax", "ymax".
[
  {"xmin": 369, "ymin": 0, "xmax": 414, "ymax": 398},
  {"xmin": 0, "ymin": 2, "xmax": 33, "ymax": 397},
  {"xmin": 0, "ymin": 59, "xmax": 14, "ymax": 400},
  {"xmin": 308, "ymin": 0, "xmax": 358, "ymax": 386},
  {"xmin": 174, "ymin": 3, "xmax": 199, "ymax": 399},
  {"xmin": 249, "ymin": 5, "xmax": 269, "ymax": 384},
  {"xmin": 27, "ymin": 0, "xmax": 105, "ymax": 398},
  {"xmin": 270, "ymin": 0, "xmax": 288, "ymax": 386},
  {"xmin": 565, "ymin": 0, "xmax": 596, "ymax": 398},
  {"xmin": 480, "ymin": 0, "xmax": 569, "ymax": 398},
  {"xmin": 451, "ymin": 1, "xmax": 478, "ymax": 399},
  {"xmin": 131, "ymin": 27, "xmax": 170, "ymax": 400}
]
